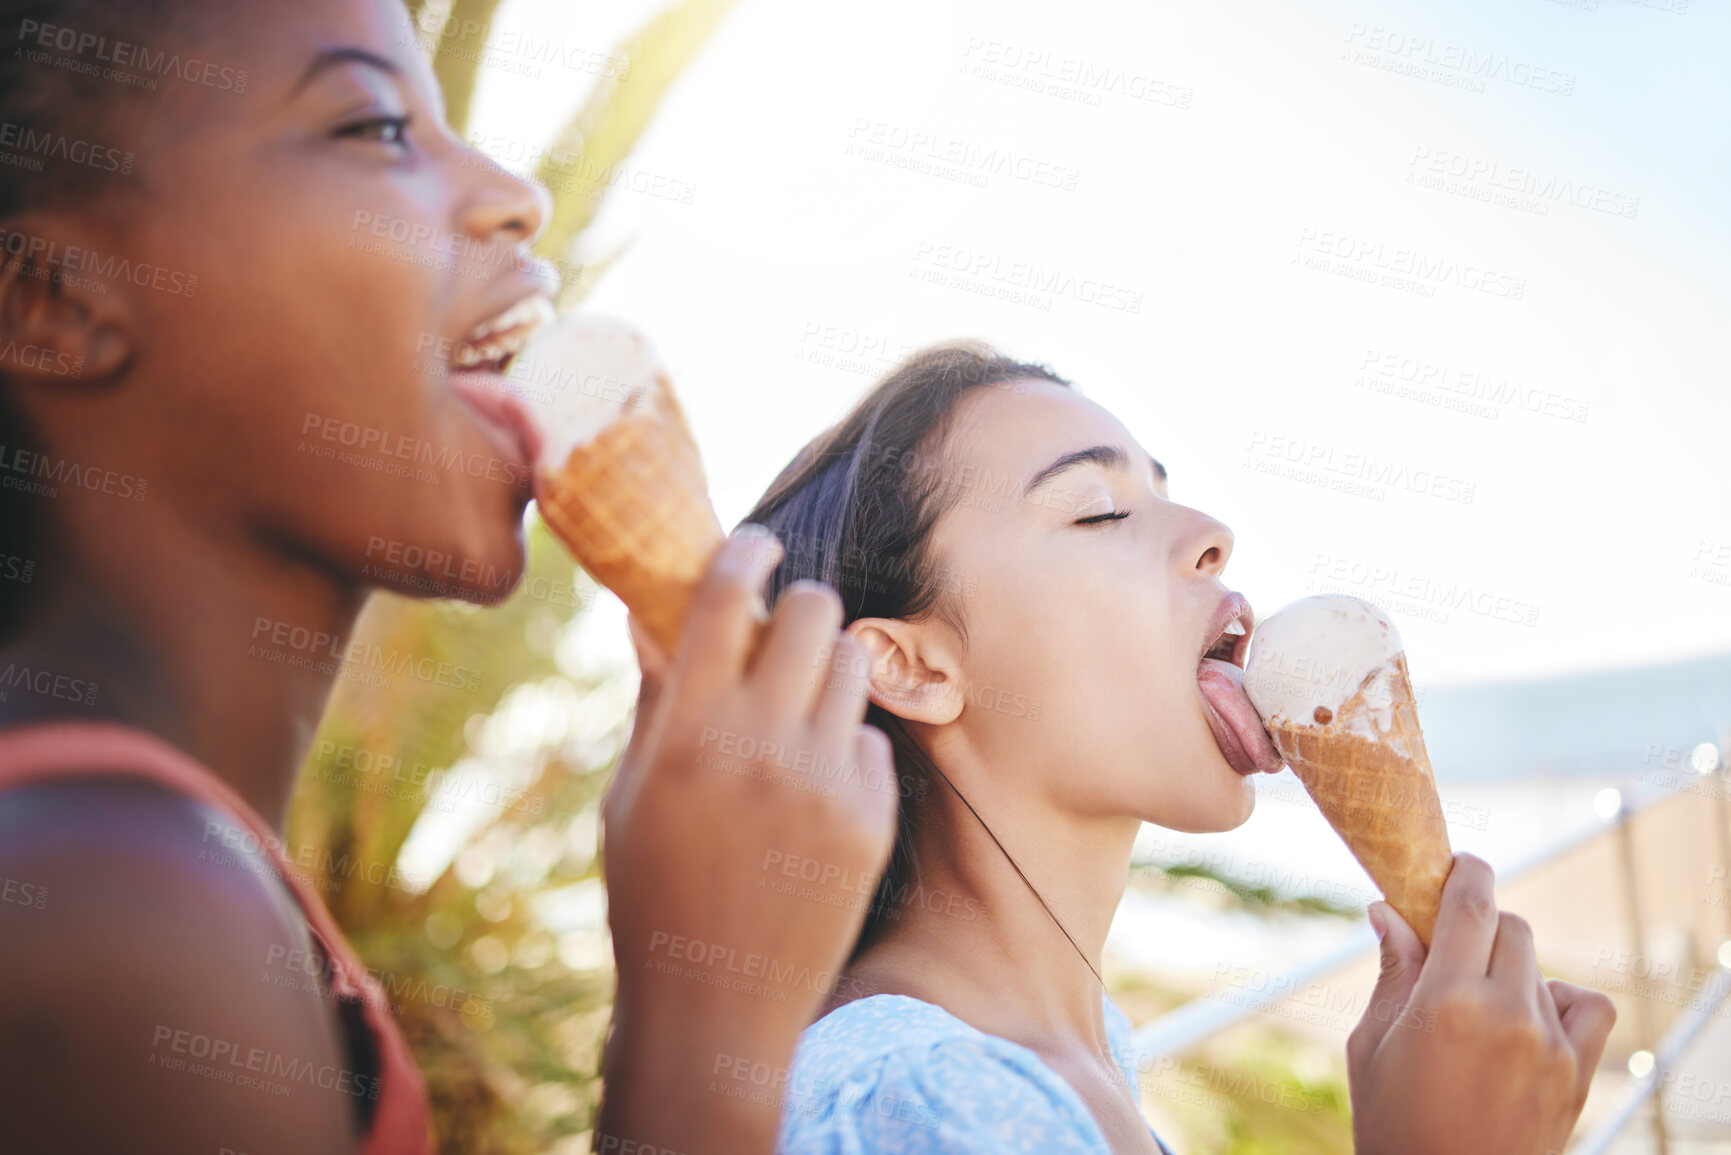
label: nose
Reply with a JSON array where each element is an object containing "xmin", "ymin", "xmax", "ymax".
[
  {"xmin": 457, "ymin": 153, "xmax": 551, "ymax": 249},
  {"xmin": 1176, "ymin": 505, "xmax": 1234, "ymax": 576}
]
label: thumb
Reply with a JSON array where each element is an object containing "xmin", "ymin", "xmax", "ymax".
[{"xmin": 1357, "ymin": 901, "xmax": 1427, "ymax": 1052}]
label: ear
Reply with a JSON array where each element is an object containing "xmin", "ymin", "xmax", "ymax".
[
  {"xmin": 0, "ymin": 214, "xmax": 137, "ymax": 386},
  {"xmin": 845, "ymin": 617, "xmax": 964, "ymax": 726}
]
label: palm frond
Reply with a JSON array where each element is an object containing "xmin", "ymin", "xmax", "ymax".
[
  {"xmin": 290, "ymin": 518, "xmax": 578, "ymax": 925},
  {"xmin": 430, "ymin": 0, "xmax": 508, "ymax": 137},
  {"xmin": 532, "ymin": 0, "xmax": 738, "ymax": 284}
]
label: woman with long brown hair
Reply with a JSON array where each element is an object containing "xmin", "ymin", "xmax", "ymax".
[{"xmin": 749, "ymin": 345, "xmax": 1616, "ymax": 1153}]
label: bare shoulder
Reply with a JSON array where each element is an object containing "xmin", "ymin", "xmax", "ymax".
[{"xmin": 0, "ymin": 779, "xmax": 360, "ymax": 1155}]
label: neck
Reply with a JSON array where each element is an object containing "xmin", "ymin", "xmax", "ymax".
[
  {"xmin": 866, "ymin": 755, "xmax": 1142, "ymax": 1044},
  {"xmin": 0, "ymin": 499, "xmax": 363, "ymax": 831}
]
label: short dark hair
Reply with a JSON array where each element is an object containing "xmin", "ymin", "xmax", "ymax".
[
  {"xmin": 742, "ymin": 342, "xmax": 1069, "ymax": 959},
  {"xmin": 0, "ymin": 0, "xmax": 199, "ymax": 218},
  {"xmin": 0, "ymin": 0, "xmax": 202, "ymax": 639}
]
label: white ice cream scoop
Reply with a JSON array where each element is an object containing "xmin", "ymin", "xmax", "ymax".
[
  {"xmin": 507, "ymin": 312, "xmax": 668, "ymax": 477},
  {"xmin": 1242, "ymin": 595, "xmax": 1404, "ymax": 731}
]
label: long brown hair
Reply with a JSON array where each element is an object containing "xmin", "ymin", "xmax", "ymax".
[{"xmin": 742, "ymin": 342, "xmax": 1070, "ymax": 959}]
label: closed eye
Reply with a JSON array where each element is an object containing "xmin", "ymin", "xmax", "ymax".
[{"xmin": 1075, "ymin": 509, "xmax": 1131, "ymax": 526}]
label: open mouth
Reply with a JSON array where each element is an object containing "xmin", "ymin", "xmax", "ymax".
[
  {"xmin": 451, "ymin": 295, "xmax": 555, "ymax": 376},
  {"xmin": 446, "ymin": 294, "xmax": 555, "ymax": 478},
  {"xmin": 1202, "ymin": 615, "xmax": 1250, "ymax": 668},
  {"xmin": 1196, "ymin": 594, "xmax": 1285, "ymax": 776}
]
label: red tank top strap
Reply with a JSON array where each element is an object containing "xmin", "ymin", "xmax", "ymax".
[{"xmin": 0, "ymin": 720, "xmax": 432, "ymax": 1155}]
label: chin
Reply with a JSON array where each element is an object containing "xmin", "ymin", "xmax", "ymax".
[
  {"xmin": 360, "ymin": 513, "xmax": 529, "ymax": 605},
  {"xmin": 1221, "ymin": 775, "xmax": 1257, "ymax": 830},
  {"xmin": 1143, "ymin": 763, "xmax": 1258, "ymax": 834},
  {"xmin": 1198, "ymin": 757, "xmax": 1259, "ymax": 832}
]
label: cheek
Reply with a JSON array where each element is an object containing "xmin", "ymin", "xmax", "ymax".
[
  {"xmin": 131, "ymin": 136, "xmax": 526, "ymax": 585},
  {"xmin": 1056, "ymin": 578, "xmax": 1184, "ymax": 700},
  {"xmin": 156, "ymin": 177, "xmax": 445, "ymax": 439},
  {"xmin": 964, "ymin": 578, "xmax": 1180, "ymax": 748}
]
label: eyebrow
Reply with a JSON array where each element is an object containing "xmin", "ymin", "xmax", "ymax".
[
  {"xmin": 1022, "ymin": 444, "xmax": 1169, "ymax": 499},
  {"xmin": 1023, "ymin": 445, "xmax": 1122, "ymax": 498},
  {"xmin": 291, "ymin": 46, "xmax": 402, "ymax": 98}
]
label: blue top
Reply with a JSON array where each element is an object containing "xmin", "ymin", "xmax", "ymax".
[{"xmin": 775, "ymin": 992, "xmax": 1176, "ymax": 1154}]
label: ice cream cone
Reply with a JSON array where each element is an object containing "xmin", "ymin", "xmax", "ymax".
[
  {"xmin": 522, "ymin": 316, "xmax": 725, "ymax": 656},
  {"xmin": 1266, "ymin": 650, "xmax": 1453, "ymax": 944}
]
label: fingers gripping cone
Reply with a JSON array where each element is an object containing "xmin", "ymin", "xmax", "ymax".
[
  {"xmin": 1245, "ymin": 597, "xmax": 1453, "ymax": 945},
  {"xmin": 518, "ymin": 314, "xmax": 725, "ymax": 655}
]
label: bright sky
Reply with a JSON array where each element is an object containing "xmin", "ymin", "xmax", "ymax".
[{"xmin": 465, "ymin": 0, "xmax": 1731, "ymax": 687}]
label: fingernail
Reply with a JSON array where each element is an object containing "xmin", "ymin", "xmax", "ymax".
[
  {"xmin": 1369, "ymin": 904, "xmax": 1387, "ymax": 942},
  {"xmin": 726, "ymin": 524, "xmax": 782, "ymax": 572}
]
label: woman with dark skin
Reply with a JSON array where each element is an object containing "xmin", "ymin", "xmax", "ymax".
[
  {"xmin": 0, "ymin": 0, "xmax": 1613, "ymax": 1152},
  {"xmin": 0, "ymin": 1, "xmax": 893, "ymax": 1152}
]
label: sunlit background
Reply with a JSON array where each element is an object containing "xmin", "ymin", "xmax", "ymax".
[
  {"xmin": 295, "ymin": 0, "xmax": 1731, "ymax": 1150},
  {"xmin": 478, "ymin": 0, "xmax": 1731, "ymax": 685}
]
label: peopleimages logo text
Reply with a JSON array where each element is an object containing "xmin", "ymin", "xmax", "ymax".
[
  {"xmin": 0, "ymin": 227, "xmax": 198, "ymax": 297},
  {"xmin": 15, "ymin": 19, "xmax": 249, "ymax": 91},
  {"xmin": 1294, "ymin": 228, "xmax": 1525, "ymax": 300},
  {"xmin": 0, "ymin": 120, "xmax": 133, "ymax": 172}
]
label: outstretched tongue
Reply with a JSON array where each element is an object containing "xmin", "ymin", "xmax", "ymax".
[{"xmin": 1197, "ymin": 658, "xmax": 1285, "ymax": 775}]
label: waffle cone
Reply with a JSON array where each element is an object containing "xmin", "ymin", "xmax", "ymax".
[
  {"xmin": 535, "ymin": 371, "xmax": 724, "ymax": 655},
  {"xmin": 1266, "ymin": 652, "xmax": 1453, "ymax": 944}
]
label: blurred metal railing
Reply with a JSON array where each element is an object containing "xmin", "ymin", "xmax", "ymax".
[
  {"xmin": 1125, "ymin": 732, "xmax": 1731, "ymax": 1153},
  {"xmin": 1127, "ymin": 780, "xmax": 1669, "ymax": 1059},
  {"xmin": 1571, "ymin": 965, "xmax": 1731, "ymax": 1155}
]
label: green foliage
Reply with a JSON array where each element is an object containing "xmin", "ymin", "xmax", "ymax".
[
  {"xmin": 1116, "ymin": 864, "xmax": 1362, "ymax": 1150},
  {"xmin": 1135, "ymin": 1024, "xmax": 1355, "ymax": 1155},
  {"xmin": 291, "ymin": 520, "xmax": 628, "ymax": 1151},
  {"xmin": 1128, "ymin": 859, "xmax": 1367, "ymax": 919},
  {"xmin": 428, "ymin": 0, "xmax": 506, "ymax": 135},
  {"xmin": 530, "ymin": 0, "xmax": 738, "ymax": 307}
]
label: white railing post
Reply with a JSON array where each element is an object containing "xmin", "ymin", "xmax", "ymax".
[
  {"xmin": 1570, "ymin": 967, "xmax": 1731, "ymax": 1154},
  {"xmin": 1611, "ymin": 803, "xmax": 1668, "ymax": 1155},
  {"xmin": 1718, "ymin": 727, "xmax": 1731, "ymax": 943}
]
